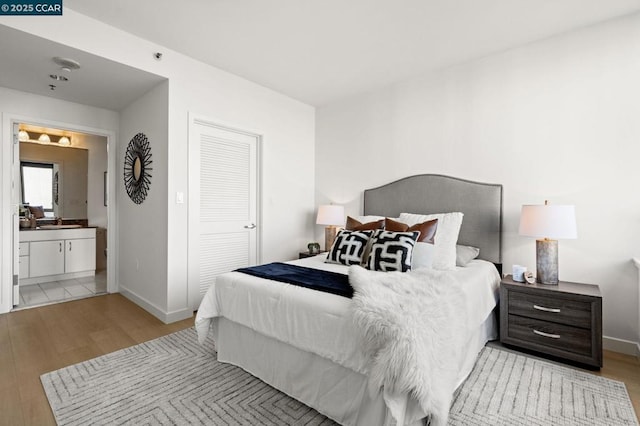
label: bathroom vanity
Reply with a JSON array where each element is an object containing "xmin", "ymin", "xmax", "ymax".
[{"xmin": 19, "ymin": 227, "xmax": 96, "ymax": 285}]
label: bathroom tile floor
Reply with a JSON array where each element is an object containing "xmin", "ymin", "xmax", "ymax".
[{"xmin": 15, "ymin": 270, "xmax": 107, "ymax": 310}]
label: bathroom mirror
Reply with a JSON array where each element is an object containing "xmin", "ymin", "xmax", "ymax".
[{"xmin": 20, "ymin": 142, "xmax": 88, "ymax": 219}]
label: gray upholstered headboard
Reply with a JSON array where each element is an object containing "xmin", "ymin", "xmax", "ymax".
[{"xmin": 363, "ymin": 174, "xmax": 503, "ymax": 265}]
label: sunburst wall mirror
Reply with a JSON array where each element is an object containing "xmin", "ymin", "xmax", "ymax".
[{"xmin": 124, "ymin": 132, "xmax": 153, "ymax": 204}]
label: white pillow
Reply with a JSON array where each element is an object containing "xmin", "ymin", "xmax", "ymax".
[
  {"xmin": 351, "ymin": 215, "xmax": 385, "ymax": 224},
  {"xmin": 456, "ymin": 245, "xmax": 480, "ymax": 267},
  {"xmin": 412, "ymin": 242, "xmax": 436, "ymax": 270},
  {"xmin": 399, "ymin": 212, "xmax": 464, "ymax": 270}
]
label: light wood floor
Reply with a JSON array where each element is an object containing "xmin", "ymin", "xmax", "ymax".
[
  {"xmin": 0, "ymin": 294, "xmax": 194, "ymax": 426},
  {"xmin": 1, "ymin": 294, "xmax": 638, "ymax": 425}
]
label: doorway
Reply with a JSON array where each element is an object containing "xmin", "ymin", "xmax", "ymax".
[
  {"xmin": 187, "ymin": 116, "xmax": 261, "ymax": 309},
  {"xmin": 9, "ymin": 119, "xmax": 115, "ymax": 310}
]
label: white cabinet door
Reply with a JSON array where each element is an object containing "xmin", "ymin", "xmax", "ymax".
[
  {"xmin": 19, "ymin": 242, "xmax": 29, "ymax": 278},
  {"xmin": 30, "ymin": 240, "xmax": 64, "ymax": 277},
  {"xmin": 19, "ymin": 256, "xmax": 29, "ymax": 278},
  {"xmin": 65, "ymin": 238, "xmax": 96, "ymax": 273}
]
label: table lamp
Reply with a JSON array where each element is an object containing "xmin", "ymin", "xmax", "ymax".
[
  {"xmin": 519, "ymin": 200, "xmax": 577, "ymax": 285},
  {"xmin": 316, "ymin": 205, "xmax": 344, "ymax": 251}
]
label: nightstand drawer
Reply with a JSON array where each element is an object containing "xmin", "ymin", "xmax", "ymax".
[
  {"xmin": 508, "ymin": 290, "xmax": 592, "ymax": 328},
  {"xmin": 507, "ymin": 314, "xmax": 592, "ymax": 357}
]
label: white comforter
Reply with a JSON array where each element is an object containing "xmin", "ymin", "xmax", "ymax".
[
  {"xmin": 195, "ymin": 255, "xmax": 499, "ymax": 425},
  {"xmin": 195, "ymin": 254, "xmax": 499, "ymax": 379}
]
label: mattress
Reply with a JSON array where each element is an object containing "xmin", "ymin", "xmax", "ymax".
[{"xmin": 195, "ymin": 254, "xmax": 500, "ymax": 377}]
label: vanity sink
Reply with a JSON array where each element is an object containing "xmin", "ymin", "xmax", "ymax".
[{"xmin": 38, "ymin": 224, "xmax": 83, "ymax": 230}]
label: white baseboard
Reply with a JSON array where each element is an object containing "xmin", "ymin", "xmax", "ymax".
[
  {"xmin": 120, "ymin": 285, "xmax": 193, "ymax": 324},
  {"xmin": 165, "ymin": 307, "xmax": 194, "ymax": 324},
  {"xmin": 603, "ymin": 335, "xmax": 640, "ymax": 357}
]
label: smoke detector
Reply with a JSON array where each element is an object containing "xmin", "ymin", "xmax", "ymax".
[{"xmin": 52, "ymin": 57, "xmax": 81, "ymax": 72}]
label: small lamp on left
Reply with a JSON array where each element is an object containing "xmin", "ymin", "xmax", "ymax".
[{"xmin": 316, "ymin": 205, "xmax": 344, "ymax": 251}]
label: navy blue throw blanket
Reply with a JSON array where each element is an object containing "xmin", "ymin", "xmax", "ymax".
[{"xmin": 236, "ymin": 262, "xmax": 353, "ymax": 298}]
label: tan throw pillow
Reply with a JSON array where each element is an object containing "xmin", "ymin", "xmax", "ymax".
[
  {"xmin": 385, "ymin": 217, "xmax": 438, "ymax": 244},
  {"xmin": 346, "ymin": 216, "xmax": 385, "ymax": 231}
]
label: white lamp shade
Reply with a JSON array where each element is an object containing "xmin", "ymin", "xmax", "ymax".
[
  {"xmin": 316, "ymin": 205, "xmax": 344, "ymax": 226},
  {"xmin": 519, "ymin": 204, "xmax": 577, "ymax": 239}
]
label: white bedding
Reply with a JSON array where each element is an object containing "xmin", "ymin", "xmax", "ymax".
[{"xmin": 195, "ymin": 254, "xmax": 499, "ymax": 379}]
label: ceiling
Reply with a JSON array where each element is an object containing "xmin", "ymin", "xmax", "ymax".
[
  {"xmin": 1, "ymin": 2, "xmax": 640, "ymax": 110},
  {"xmin": 64, "ymin": 0, "xmax": 640, "ymax": 106},
  {"xmin": 0, "ymin": 25, "xmax": 166, "ymax": 111}
]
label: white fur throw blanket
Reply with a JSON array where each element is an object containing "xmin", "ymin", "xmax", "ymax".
[{"xmin": 349, "ymin": 266, "xmax": 468, "ymax": 426}]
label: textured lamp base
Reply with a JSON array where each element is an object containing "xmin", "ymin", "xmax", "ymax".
[
  {"xmin": 324, "ymin": 226, "xmax": 338, "ymax": 252},
  {"xmin": 536, "ymin": 239, "xmax": 558, "ymax": 284}
]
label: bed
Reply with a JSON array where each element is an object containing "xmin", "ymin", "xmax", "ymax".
[{"xmin": 195, "ymin": 174, "xmax": 503, "ymax": 426}]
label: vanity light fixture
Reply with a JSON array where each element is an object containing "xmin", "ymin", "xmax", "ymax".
[{"xmin": 21, "ymin": 132, "xmax": 72, "ymax": 146}]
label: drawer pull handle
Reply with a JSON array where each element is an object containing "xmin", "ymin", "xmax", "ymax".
[
  {"xmin": 533, "ymin": 304, "xmax": 560, "ymax": 313},
  {"xmin": 533, "ymin": 329, "xmax": 561, "ymax": 339}
]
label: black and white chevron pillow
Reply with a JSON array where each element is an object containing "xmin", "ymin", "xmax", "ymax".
[
  {"xmin": 366, "ymin": 230, "xmax": 420, "ymax": 272},
  {"xmin": 325, "ymin": 230, "xmax": 373, "ymax": 266}
]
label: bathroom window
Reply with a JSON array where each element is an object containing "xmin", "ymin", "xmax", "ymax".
[{"xmin": 21, "ymin": 161, "xmax": 54, "ymax": 214}]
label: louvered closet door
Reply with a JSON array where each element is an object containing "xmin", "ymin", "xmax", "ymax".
[{"xmin": 188, "ymin": 118, "xmax": 259, "ymax": 309}]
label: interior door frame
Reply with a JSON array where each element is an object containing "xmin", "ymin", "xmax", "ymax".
[
  {"xmin": 0, "ymin": 113, "xmax": 118, "ymax": 312},
  {"xmin": 187, "ymin": 113, "xmax": 263, "ymax": 310}
]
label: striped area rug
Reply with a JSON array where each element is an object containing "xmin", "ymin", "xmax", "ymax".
[
  {"xmin": 41, "ymin": 328, "xmax": 336, "ymax": 425},
  {"xmin": 42, "ymin": 329, "xmax": 638, "ymax": 425},
  {"xmin": 450, "ymin": 346, "xmax": 639, "ymax": 425}
]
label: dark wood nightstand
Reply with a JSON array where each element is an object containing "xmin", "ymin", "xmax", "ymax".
[
  {"xmin": 500, "ymin": 275, "xmax": 602, "ymax": 368},
  {"xmin": 298, "ymin": 251, "xmax": 326, "ymax": 259}
]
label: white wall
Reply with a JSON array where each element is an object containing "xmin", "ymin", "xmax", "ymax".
[
  {"xmin": 0, "ymin": 87, "xmax": 118, "ymax": 312},
  {"xmin": 118, "ymin": 81, "xmax": 169, "ymax": 314},
  {"xmin": 0, "ymin": 9, "xmax": 316, "ymax": 321},
  {"xmin": 316, "ymin": 13, "xmax": 640, "ymax": 350}
]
